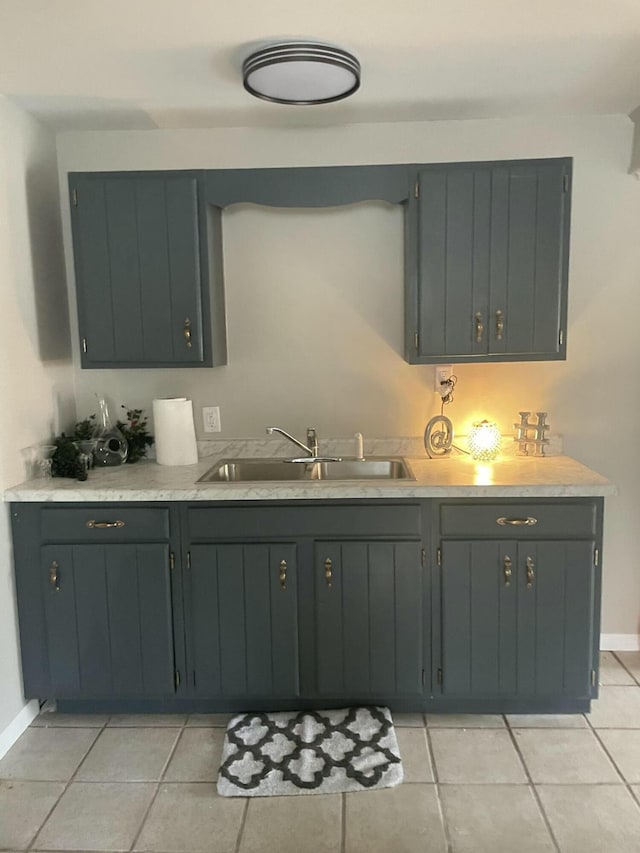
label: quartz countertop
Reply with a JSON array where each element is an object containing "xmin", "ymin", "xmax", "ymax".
[{"xmin": 4, "ymin": 452, "xmax": 616, "ymax": 502}]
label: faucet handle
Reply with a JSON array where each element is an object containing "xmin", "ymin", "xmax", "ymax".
[{"xmin": 306, "ymin": 428, "xmax": 318, "ymax": 456}]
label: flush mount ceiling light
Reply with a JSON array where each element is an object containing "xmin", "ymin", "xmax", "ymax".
[{"xmin": 242, "ymin": 41, "xmax": 361, "ymax": 105}]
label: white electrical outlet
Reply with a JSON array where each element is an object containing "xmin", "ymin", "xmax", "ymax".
[
  {"xmin": 434, "ymin": 365, "xmax": 453, "ymax": 394},
  {"xmin": 202, "ymin": 406, "xmax": 221, "ymax": 433}
]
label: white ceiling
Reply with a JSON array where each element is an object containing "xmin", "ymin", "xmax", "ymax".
[{"xmin": 2, "ymin": 0, "xmax": 640, "ymax": 132}]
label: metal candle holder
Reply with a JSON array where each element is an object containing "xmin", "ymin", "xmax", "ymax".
[{"xmin": 513, "ymin": 412, "xmax": 550, "ymax": 456}]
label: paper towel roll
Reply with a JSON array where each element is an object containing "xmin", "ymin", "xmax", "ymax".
[{"xmin": 153, "ymin": 398, "xmax": 198, "ymax": 466}]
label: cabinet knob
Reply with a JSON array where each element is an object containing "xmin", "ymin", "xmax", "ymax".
[
  {"xmin": 495, "ymin": 310, "xmax": 504, "ymax": 341},
  {"xmin": 49, "ymin": 560, "xmax": 60, "ymax": 592},
  {"xmin": 183, "ymin": 317, "xmax": 192, "ymax": 349},
  {"xmin": 503, "ymin": 555, "xmax": 512, "ymax": 587},
  {"xmin": 324, "ymin": 557, "xmax": 333, "ymax": 588},
  {"xmin": 526, "ymin": 556, "xmax": 535, "ymax": 587},
  {"xmin": 475, "ymin": 312, "xmax": 484, "ymax": 344},
  {"xmin": 279, "ymin": 559, "xmax": 287, "ymax": 591}
]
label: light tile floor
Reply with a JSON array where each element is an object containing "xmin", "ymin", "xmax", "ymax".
[{"xmin": 2, "ymin": 652, "xmax": 640, "ymax": 852}]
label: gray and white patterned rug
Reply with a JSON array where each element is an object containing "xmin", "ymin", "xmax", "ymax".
[{"xmin": 217, "ymin": 706, "xmax": 403, "ymax": 797}]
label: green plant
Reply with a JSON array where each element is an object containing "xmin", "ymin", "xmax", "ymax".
[
  {"xmin": 52, "ymin": 434, "xmax": 86, "ymax": 481},
  {"xmin": 116, "ymin": 406, "xmax": 154, "ymax": 464},
  {"xmin": 73, "ymin": 414, "xmax": 97, "ymax": 440}
]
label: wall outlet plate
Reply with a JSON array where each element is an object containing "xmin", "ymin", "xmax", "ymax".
[
  {"xmin": 203, "ymin": 406, "xmax": 221, "ymax": 433},
  {"xmin": 434, "ymin": 365, "xmax": 453, "ymax": 394}
]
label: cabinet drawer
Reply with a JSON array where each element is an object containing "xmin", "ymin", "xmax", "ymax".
[
  {"xmin": 187, "ymin": 503, "xmax": 422, "ymax": 540},
  {"xmin": 40, "ymin": 506, "xmax": 170, "ymax": 542},
  {"xmin": 439, "ymin": 501, "xmax": 597, "ymax": 539}
]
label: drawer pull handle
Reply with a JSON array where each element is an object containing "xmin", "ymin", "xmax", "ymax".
[
  {"xmin": 49, "ymin": 560, "xmax": 60, "ymax": 592},
  {"xmin": 279, "ymin": 559, "xmax": 287, "ymax": 591},
  {"xmin": 495, "ymin": 309, "xmax": 504, "ymax": 341},
  {"xmin": 324, "ymin": 557, "xmax": 333, "ymax": 589},
  {"xmin": 526, "ymin": 556, "xmax": 535, "ymax": 587},
  {"xmin": 184, "ymin": 317, "xmax": 192, "ymax": 348},
  {"xmin": 86, "ymin": 520, "xmax": 125, "ymax": 529},
  {"xmin": 496, "ymin": 517, "xmax": 538, "ymax": 527},
  {"xmin": 475, "ymin": 312, "xmax": 484, "ymax": 344},
  {"xmin": 503, "ymin": 555, "xmax": 512, "ymax": 587}
]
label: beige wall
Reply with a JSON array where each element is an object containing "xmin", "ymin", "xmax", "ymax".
[
  {"xmin": 0, "ymin": 97, "xmax": 74, "ymax": 736},
  {"xmin": 57, "ymin": 114, "xmax": 640, "ymax": 637}
]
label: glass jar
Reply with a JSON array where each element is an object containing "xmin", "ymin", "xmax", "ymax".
[{"xmin": 94, "ymin": 398, "xmax": 128, "ymax": 466}]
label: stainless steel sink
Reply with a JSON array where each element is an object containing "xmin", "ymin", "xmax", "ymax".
[
  {"xmin": 197, "ymin": 457, "xmax": 414, "ymax": 483},
  {"xmin": 313, "ymin": 459, "xmax": 413, "ymax": 480}
]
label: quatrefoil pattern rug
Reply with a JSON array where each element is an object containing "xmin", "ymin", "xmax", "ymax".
[{"xmin": 217, "ymin": 706, "xmax": 403, "ymax": 797}]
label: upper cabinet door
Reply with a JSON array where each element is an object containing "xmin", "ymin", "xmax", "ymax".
[
  {"xmin": 409, "ymin": 158, "xmax": 571, "ymax": 363},
  {"xmin": 70, "ymin": 172, "xmax": 219, "ymax": 368}
]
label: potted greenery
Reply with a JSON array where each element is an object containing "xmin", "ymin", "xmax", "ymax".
[{"xmin": 116, "ymin": 406, "xmax": 154, "ymax": 463}]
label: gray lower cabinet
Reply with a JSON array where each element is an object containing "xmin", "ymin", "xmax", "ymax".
[
  {"xmin": 183, "ymin": 502, "xmax": 427, "ymax": 710},
  {"xmin": 312, "ymin": 541, "xmax": 424, "ymax": 699},
  {"xmin": 12, "ymin": 503, "xmax": 182, "ymax": 702},
  {"xmin": 41, "ymin": 543, "xmax": 175, "ymax": 697},
  {"xmin": 11, "ymin": 497, "xmax": 603, "ymax": 713},
  {"xmin": 433, "ymin": 500, "xmax": 602, "ymax": 712},
  {"xmin": 187, "ymin": 543, "xmax": 299, "ymax": 698}
]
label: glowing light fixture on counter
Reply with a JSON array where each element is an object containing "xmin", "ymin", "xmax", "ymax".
[{"xmin": 468, "ymin": 420, "xmax": 502, "ymax": 461}]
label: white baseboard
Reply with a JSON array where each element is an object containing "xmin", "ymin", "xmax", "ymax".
[
  {"xmin": 0, "ymin": 700, "xmax": 39, "ymax": 760},
  {"xmin": 601, "ymin": 633, "xmax": 640, "ymax": 651}
]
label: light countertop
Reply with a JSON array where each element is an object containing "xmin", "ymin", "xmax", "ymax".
[{"xmin": 4, "ymin": 451, "xmax": 616, "ymax": 502}]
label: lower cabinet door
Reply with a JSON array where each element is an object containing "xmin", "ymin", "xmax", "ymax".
[
  {"xmin": 42, "ymin": 543, "xmax": 175, "ymax": 697},
  {"xmin": 440, "ymin": 539, "xmax": 596, "ymax": 699},
  {"xmin": 312, "ymin": 540, "xmax": 424, "ymax": 698},
  {"xmin": 188, "ymin": 543, "xmax": 299, "ymax": 698}
]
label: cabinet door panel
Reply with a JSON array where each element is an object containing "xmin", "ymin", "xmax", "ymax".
[
  {"xmin": 517, "ymin": 541, "xmax": 594, "ymax": 697},
  {"xmin": 413, "ymin": 158, "xmax": 569, "ymax": 363},
  {"xmin": 314, "ymin": 541, "xmax": 423, "ymax": 697},
  {"xmin": 42, "ymin": 543, "xmax": 174, "ymax": 697},
  {"xmin": 42, "ymin": 546, "xmax": 81, "ymax": 695},
  {"xmin": 441, "ymin": 540, "xmax": 517, "ymax": 696},
  {"xmin": 71, "ymin": 173, "xmax": 205, "ymax": 367},
  {"xmin": 189, "ymin": 544, "xmax": 298, "ymax": 697}
]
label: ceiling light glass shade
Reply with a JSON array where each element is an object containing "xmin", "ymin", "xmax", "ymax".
[
  {"xmin": 468, "ymin": 420, "xmax": 502, "ymax": 462},
  {"xmin": 242, "ymin": 42, "xmax": 360, "ymax": 105}
]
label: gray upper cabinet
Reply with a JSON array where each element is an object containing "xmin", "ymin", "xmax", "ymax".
[
  {"xmin": 69, "ymin": 171, "xmax": 226, "ymax": 368},
  {"xmin": 407, "ymin": 158, "xmax": 571, "ymax": 363}
]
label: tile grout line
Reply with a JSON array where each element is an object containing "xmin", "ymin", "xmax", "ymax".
[
  {"xmin": 127, "ymin": 720, "xmax": 187, "ymax": 852},
  {"xmin": 583, "ymin": 709, "xmax": 640, "ymax": 816},
  {"xmin": 504, "ymin": 715, "xmax": 562, "ymax": 853},
  {"xmin": 424, "ymin": 723, "xmax": 453, "ymax": 853},
  {"xmin": 611, "ymin": 651, "xmax": 640, "ymax": 687},
  {"xmin": 233, "ymin": 798, "xmax": 250, "ymax": 853},
  {"xmin": 25, "ymin": 717, "xmax": 110, "ymax": 852}
]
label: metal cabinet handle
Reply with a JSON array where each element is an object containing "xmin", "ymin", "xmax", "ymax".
[
  {"xmin": 279, "ymin": 559, "xmax": 287, "ymax": 591},
  {"xmin": 86, "ymin": 520, "xmax": 125, "ymax": 529},
  {"xmin": 496, "ymin": 517, "xmax": 538, "ymax": 527},
  {"xmin": 526, "ymin": 556, "xmax": 535, "ymax": 587},
  {"xmin": 184, "ymin": 317, "xmax": 192, "ymax": 348},
  {"xmin": 495, "ymin": 310, "xmax": 504, "ymax": 341},
  {"xmin": 475, "ymin": 312, "xmax": 484, "ymax": 344},
  {"xmin": 49, "ymin": 560, "xmax": 60, "ymax": 592},
  {"xmin": 503, "ymin": 555, "xmax": 512, "ymax": 587},
  {"xmin": 324, "ymin": 557, "xmax": 333, "ymax": 588}
]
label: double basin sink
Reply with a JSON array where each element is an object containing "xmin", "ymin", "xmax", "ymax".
[{"xmin": 198, "ymin": 457, "xmax": 414, "ymax": 483}]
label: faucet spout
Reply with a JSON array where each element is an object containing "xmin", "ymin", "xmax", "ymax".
[{"xmin": 266, "ymin": 426, "xmax": 316, "ymax": 458}]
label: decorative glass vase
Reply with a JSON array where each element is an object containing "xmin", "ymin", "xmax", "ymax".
[{"xmin": 94, "ymin": 398, "xmax": 128, "ymax": 466}]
